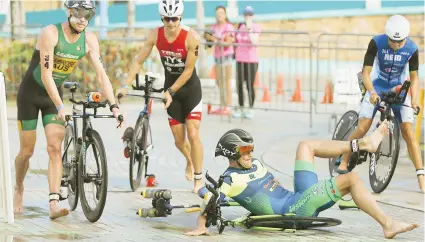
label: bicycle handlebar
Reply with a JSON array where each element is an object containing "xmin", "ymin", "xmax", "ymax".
[
  {"xmin": 63, "ymin": 82, "xmax": 80, "ymax": 90},
  {"xmin": 132, "ymin": 84, "xmax": 164, "ymax": 93}
]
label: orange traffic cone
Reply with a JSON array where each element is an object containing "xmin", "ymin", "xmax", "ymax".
[
  {"xmin": 209, "ymin": 65, "xmax": 216, "ymax": 79},
  {"xmin": 207, "ymin": 103, "xmax": 212, "ymax": 114},
  {"xmin": 276, "ymin": 74, "xmax": 284, "ymax": 95},
  {"xmin": 261, "ymin": 86, "xmax": 271, "ymax": 102},
  {"xmin": 291, "ymin": 78, "xmax": 303, "ymax": 102},
  {"xmin": 254, "ymin": 72, "xmax": 262, "ymax": 88},
  {"xmin": 321, "ymin": 82, "xmax": 333, "ymax": 104}
]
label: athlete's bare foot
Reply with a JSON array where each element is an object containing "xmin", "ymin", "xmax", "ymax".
[
  {"xmin": 184, "ymin": 215, "xmax": 209, "ymax": 236},
  {"xmin": 185, "ymin": 161, "xmax": 194, "ymax": 181},
  {"xmin": 13, "ymin": 186, "xmax": 24, "ymax": 214},
  {"xmin": 383, "ymin": 218, "xmax": 419, "ymax": 239},
  {"xmin": 193, "ymin": 179, "xmax": 203, "ymax": 194},
  {"xmin": 359, "ymin": 120, "xmax": 388, "ymax": 153},
  {"xmin": 418, "ymin": 175, "xmax": 424, "ymax": 193},
  {"xmin": 49, "ymin": 201, "xmax": 70, "ymax": 220},
  {"xmin": 184, "ymin": 227, "xmax": 209, "ymax": 236}
]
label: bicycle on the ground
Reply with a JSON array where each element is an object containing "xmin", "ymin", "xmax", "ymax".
[
  {"xmin": 136, "ymin": 172, "xmax": 342, "ymax": 233},
  {"xmin": 329, "ymin": 78, "xmax": 420, "ymax": 194},
  {"xmin": 61, "ymin": 82, "xmax": 123, "ymax": 222},
  {"xmin": 117, "ymin": 73, "xmax": 166, "ymax": 192}
]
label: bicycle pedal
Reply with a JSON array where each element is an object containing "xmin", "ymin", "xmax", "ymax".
[
  {"xmin": 122, "ymin": 127, "xmax": 134, "ymax": 141},
  {"xmin": 357, "ymin": 151, "xmax": 368, "ymax": 164}
]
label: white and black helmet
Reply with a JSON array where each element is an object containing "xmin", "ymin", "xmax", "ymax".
[
  {"xmin": 64, "ymin": 0, "xmax": 96, "ymax": 10},
  {"xmin": 158, "ymin": 0, "xmax": 184, "ymax": 17},
  {"xmin": 215, "ymin": 129, "xmax": 254, "ymax": 160},
  {"xmin": 385, "ymin": 15, "xmax": 410, "ymax": 41}
]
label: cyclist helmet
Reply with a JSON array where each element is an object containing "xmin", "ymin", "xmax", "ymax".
[
  {"xmin": 64, "ymin": 0, "xmax": 96, "ymax": 34},
  {"xmin": 215, "ymin": 129, "xmax": 254, "ymax": 160},
  {"xmin": 158, "ymin": 0, "xmax": 184, "ymax": 17},
  {"xmin": 385, "ymin": 15, "xmax": 410, "ymax": 41}
]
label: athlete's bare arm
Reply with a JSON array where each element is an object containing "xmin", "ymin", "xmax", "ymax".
[
  {"xmin": 362, "ymin": 39, "xmax": 377, "ymax": 93},
  {"xmin": 123, "ymin": 28, "xmax": 158, "ymax": 87},
  {"xmin": 408, "ymin": 50, "xmax": 419, "ymax": 107},
  {"xmin": 86, "ymin": 32, "xmax": 119, "ymax": 107},
  {"xmin": 169, "ymin": 29, "xmax": 201, "ymax": 93},
  {"xmin": 39, "ymin": 25, "xmax": 62, "ymax": 109}
]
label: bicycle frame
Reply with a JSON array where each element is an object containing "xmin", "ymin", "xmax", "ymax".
[{"xmin": 62, "ymin": 84, "xmax": 118, "ymax": 180}]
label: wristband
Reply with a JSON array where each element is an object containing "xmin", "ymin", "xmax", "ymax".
[
  {"xmin": 110, "ymin": 104, "xmax": 119, "ymax": 112},
  {"xmin": 56, "ymin": 104, "xmax": 64, "ymax": 111},
  {"xmin": 167, "ymin": 87, "xmax": 175, "ymax": 97}
]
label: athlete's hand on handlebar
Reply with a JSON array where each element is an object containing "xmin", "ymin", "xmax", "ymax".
[
  {"xmin": 115, "ymin": 87, "xmax": 128, "ymax": 100},
  {"xmin": 412, "ymin": 102, "xmax": 420, "ymax": 115},
  {"xmin": 369, "ymin": 91, "xmax": 380, "ymax": 105},
  {"xmin": 164, "ymin": 90, "xmax": 172, "ymax": 109},
  {"xmin": 111, "ymin": 107, "xmax": 124, "ymax": 128},
  {"xmin": 57, "ymin": 105, "xmax": 66, "ymax": 122}
]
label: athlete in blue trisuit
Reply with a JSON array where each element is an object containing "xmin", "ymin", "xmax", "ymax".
[
  {"xmin": 335, "ymin": 15, "xmax": 424, "ymax": 193},
  {"xmin": 184, "ymin": 122, "xmax": 419, "ymax": 239}
]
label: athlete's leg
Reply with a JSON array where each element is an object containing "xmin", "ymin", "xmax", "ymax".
[
  {"xmin": 170, "ymin": 123, "xmax": 193, "ymax": 181},
  {"xmin": 336, "ymin": 172, "xmax": 418, "ymax": 238},
  {"xmin": 43, "ymin": 115, "xmax": 69, "ymax": 219},
  {"xmin": 295, "ymin": 121, "xmax": 387, "ymax": 162},
  {"xmin": 186, "ymin": 100, "xmax": 203, "ymax": 193},
  {"xmin": 338, "ymin": 91, "xmax": 375, "ymax": 172},
  {"xmin": 393, "ymin": 97, "xmax": 424, "ymax": 193},
  {"xmin": 186, "ymin": 119, "xmax": 203, "ymax": 193},
  {"xmin": 214, "ymin": 62, "xmax": 226, "ymax": 109},
  {"xmin": 168, "ymin": 100, "xmax": 193, "ymax": 181},
  {"xmin": 224, "ymin": 59, "xmax": 233, "ymax": 108},
  {"xmin": 400, "ymin": 122, "xmax": 424, "ymax": 193},
  {"xmin": 295, "ymin": 121, "xmax": 418, "ymax": 238},
  {"xmin": 337, "ymin": 118, "xmax": 373, "ymax": 170},
  {"xmin": 14, "ymin": 83, "xmax": 39, "ymax": 214},
  {"xmin": 14, "ymin": 121, "xmax": 37, "ymax": 214}
]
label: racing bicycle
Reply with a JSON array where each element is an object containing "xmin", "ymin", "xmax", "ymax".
[
  {"xmin": 137, "ymin": 172, "xmax": 342, "ymax": 234},
  {"xmin": 61, "ymin": 82, "xmax": 123, "ymax": 222},
  {"xmin": 117, "ymin": 73, "xmax": 166, "ymax": 191}
]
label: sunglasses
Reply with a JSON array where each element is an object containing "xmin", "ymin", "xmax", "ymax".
[
  {"xmin": 236, "ymin": 144, "xmax": 254, "ymax": 155},
  {"xmin": 71, "ymin": 8, "xmax": 95, "ymax": 21},
  {"xmin": 388, "ymin": 37, "xmax": 405, "ymax": 44},
  {"xmin": 244, "ymin": 13, "xmax": 254, "ymax": 16},
  {"xmin": 163, "ymin": 17, "xmax": 180, "ymax": 22}
]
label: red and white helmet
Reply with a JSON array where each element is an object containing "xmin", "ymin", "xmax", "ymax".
[{"xmin": 158, "ymin": 0, "xmax": 184, "ymax": 17}]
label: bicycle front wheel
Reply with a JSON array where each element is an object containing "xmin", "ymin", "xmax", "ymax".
[
  {"xmin": 62, "ymin": 123, "xmax": 79, "ymax": 211},
  {"xmin": 369, "ymin": 116, "xmax": 400, "ymax": 193},
  {"xmin": 328, "ymin": 110, "xmax": 359, "ymax": 177},
  {"xmin": 129, "ymin": 115, "xmax": 150, "ymax": 191},
  {"xmin": 247, "ymin": 214, "xmax": 342, "ymax": 230},
  {"xmin": 78, "ymin": 129, "xmax": 108, "ymax": 223}
]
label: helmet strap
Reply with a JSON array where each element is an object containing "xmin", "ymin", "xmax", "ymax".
[
  {"xmin": 68, "ymin": 16, "xmax": 81, "ymax": 35},
  {"xmin": 237, "ymin": 157, "xmax": 252, "ymax": 169}
]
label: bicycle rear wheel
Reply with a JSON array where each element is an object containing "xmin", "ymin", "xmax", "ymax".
[
  {"xmin": 78, "ymin": 129, "xmax": 108, "ymax": 223},
  {"xmin": 129, "ymin": 115, "xmax": 150, "ymax": 191},
  {"xmin": 328, "ymin": 110, "xmax": 359, "ymax": 177},
  {"xmin": 62, "ymin": 123, "xmax": 79, "ymax": 211},
  {"xmin": 247, "ymin": 214, "xmax": 342, "ymax": 230},
  {"xmin": 369, "ymin": 116, "xmax": 400, "ymax": 193}
]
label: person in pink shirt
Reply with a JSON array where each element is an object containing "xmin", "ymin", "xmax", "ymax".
[
  {"xmin": 204, "ymin": 5, "xmax": 235, "ymax": 115},
  {"xmin": 233, "ymin": 6, "xmax": 261, "ymax": 119}
]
